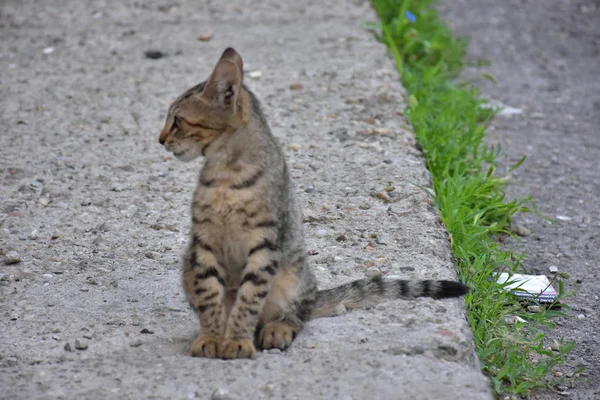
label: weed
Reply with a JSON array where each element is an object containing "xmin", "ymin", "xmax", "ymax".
[{"xmin": 370, "ymin": 0, "xmax": 573, "ymax": 395}]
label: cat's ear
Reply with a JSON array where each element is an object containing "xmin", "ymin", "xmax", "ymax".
[{"xmin": 202, "ymin": 47, "xmax": 244, "ymax": 108}]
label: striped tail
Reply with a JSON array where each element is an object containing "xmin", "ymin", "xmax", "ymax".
[{"xmin": 310, "ymin": 276, "xmax": 468, "ymax": 319}]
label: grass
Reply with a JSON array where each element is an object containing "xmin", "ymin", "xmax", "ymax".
[{"xmin": 369, "ymin": 0, "xmax": 574, "ymax": 395}]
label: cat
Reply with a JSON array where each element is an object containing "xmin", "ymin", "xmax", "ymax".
[{"xmin": 158, "ymin": 47, "xmax": 468, "ymax": 359}]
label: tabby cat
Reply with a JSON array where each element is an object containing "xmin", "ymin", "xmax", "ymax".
[{"xmin": 158, "ymin": 48, "xmax": 468, "ymax": 359}]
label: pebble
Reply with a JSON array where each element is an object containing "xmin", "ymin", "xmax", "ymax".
[
  {"xmin": 211, "ymin": 388, "xmax": 230, "ymax": 400},
  {"xmin": 375, "ymin": 236, "xmax": 388, "ymax": 245},
  {"xmin": 555, "ymin": 371, "xmax": 563, "ymax": 377},
  {"xmin": 261, "ymin": 383, "xmax": 277, "ymax": 392},
  {"xmin": 130, "ymin": 339, "xmax": 143, "ymax": 347},
  {"xmin": 289, "ymin": 83, "xmax": 304, "ymax": 90},
  {"xmin": 248, "ymin": 70, "xmax": 262, "ymax": 79},
  {"xmin": 140, "ymin": 328, "xmax": 154, "ymax": 334},
  {"xmin": 287, "ymin": 143, "xmax": 301, "ymax": 151},
  {"xmin": 197, "ymin": 33, "xmax": 213, "ymax": 41},
  {"xmin": 577, "ymin": 314, "xmax": 585, "ymax": 320},
  {"xmin": 315, "ymin": 229, "xmax": 327, "ymax": 238},
  {"xmin": 382, "ymin": 159, "xmax": 393, "ymax": 164},
  {"xmin": 64, "ymin": 343, "xmax": 73, "ymax": 352},
  {"xmin": 37, "ymin": 197, "xmax": 50, "ymax": 206},
  {"xmin": 388, "ymin": 190, "xmax": 398, "ymax": 198},
  {"xmin": 376, "ymin": 192, "xmax": 390, "ymax": 201},
  {"xmin": 556, "ymin": 215, "xmax": 572, "ymax": 221},
  {"xmin": 145, "ymin": 50, "xmax": 165, "ymax": 59},
  {"xmin": 3, "ymin": 251, "xmax": 22, "ymax": 265},
  {"xmin": 43, "ymin": 47, "xmax": 55, "ymax": 55},
  {"xmin": 28, "ymin": 230, "xmax": 39, "ymax": 240},
  {"xmin": 365, "ymin": 267, "xmax": 382, "ymax": 278},
  {"xmin": 335, "ymin": 234, "xmax": 347, "ymax": 242},
  {"xmin": 514, "ymin": 225, "xmax": 531, "ymax": 237},
  {"xmin": 74, "ymin": 339, "xmax": 88, "ymax": 350},
  {"xmin": 549, "ymin": 265, "xmax": 559, "ymax": 273},
  {"xmin": 550, "ymin": 339, "xmax": 560, "ymax": 351},
  {"xmin": 527, "ymin": 305, "xmax": 541, "ymax": 313},
  {"xmin": 145, "ymin": 252, "xmax": 157, "ymax": 260},
  {"xmin": 304, "ymin": 187, "xmax": 317, "ymax": 193},
  {"xmin": 80, "ymin": 198, "xmax": 92, "ymax": 206},
  {"xmin": 369, "ymin": 191, "xmax": 378, "ymax": 198},
  {"xmin": 333, "ymin": 256, "xmax": 342, "ymax": 262}
]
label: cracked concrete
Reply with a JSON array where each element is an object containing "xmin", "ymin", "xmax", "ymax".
[{"xmin": 0, "ymin": 0, "xmax": 491, "ymax": 398}]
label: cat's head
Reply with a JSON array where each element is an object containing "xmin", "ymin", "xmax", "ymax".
[{"xmin": 158, "ymin": 47, "xmax": 245, "ymax": 162}]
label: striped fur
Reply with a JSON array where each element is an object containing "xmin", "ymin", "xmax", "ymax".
[{"xmin": 158, "ymin": 48, "xmax": 468, "ymax": 360}]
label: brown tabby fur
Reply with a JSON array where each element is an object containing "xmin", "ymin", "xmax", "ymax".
[{"xmin": 158, "ymin": 48, "xmax": 468, "ymax": 359}]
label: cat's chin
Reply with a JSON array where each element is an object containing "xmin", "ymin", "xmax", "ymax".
[{"xmin": 174, "ymin": 148, "xmax": 202, "ymax": 162}]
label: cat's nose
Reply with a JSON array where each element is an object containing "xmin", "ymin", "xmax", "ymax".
[{"xmin": 159, "ymin": 137, "xmax": 165, "ymax": 145}]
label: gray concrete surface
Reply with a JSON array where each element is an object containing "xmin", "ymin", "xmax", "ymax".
[
  {"xmin": 0, "ymin": 1, "xmax": 492, "ymax": 399},
  {"xmin": 439, "ymin": 0, "xmax": 600, "ymax": 399}
]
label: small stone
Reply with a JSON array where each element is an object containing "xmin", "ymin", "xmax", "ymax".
[
  {"xmin": 80, "ymin": 199, "xmax": 92, "ymax": 206},
  {"xmin": 51, "ymin": 232, "xmax": 60, "ymax": 240},
  {"xmin": 376, "ymin": 192, "xmax": 390, "ymax": 201},
  {"xmin": 268, "ymin": 348, "xmax": 281, "ymax": 354},
  {"xmin": 140, "ymin": 328, "xmax": 154, "ymax": 334},
  {"xmin": 287, "ymin": 143, "xmax": 301, "ymax": 151},
  {"xmin": 289, "ymin": 83, "xmax": 304, "ymax": 90},
  {"xmin": 43, "ymin": 47, "xmax": 55, "ymax": 55},
  {"xmin": 197, "ymin": 33, "xmax": 213, "ymax": 41},
  {"xmin": 261, "ymin": 383, "xmax": 277, "ymax": 392},
  {"xmin": 130, "ymin": 339, "xmax": 143, "ymax": 347},
  {"xmin": 28, "ymin": 230, "xmax": 39, "ymax": 240},
  {"xmin": 549, "ymin": 265, "xmax": 559, "ymax": 273},
  {"xmin": 64, "ymin": 343, "xmax": 72, "ymax": 352},
  {"xmin": 37, "ymin": 197, "xmax": 50, "ymax": 206},
  {"xmin": 514, "ymin": 225, "xmax": 531, "ymax": 237},
  {"xmin": 555, "ymin": 371, "xmax": 563, "ymax": 377},
  {"xmin": 359, "ymin": 204, "xmax": 371, "ymax": 210},
  {"xmin": 3, "ymin": 251, "xmax": 21, "ymax": 265},
  {"xmin": 211, "ymin": 388, "xmax": 230, "ymax": 400},
  {"xmin": 369, "ymin": 191, "xmax": 378, "ymax": 198},
  {"xmin": 550, "ymin": 339, "xmax": 560, "ymax": 351},
  {"xmin": 527, "ymin": 305, "xmax": 541, "ymax": 313},
  {"xmin": 74, "ymin": 339, "xmax": 88, "ymax": 350},
  {"xmin": 375, "ymin": 236, "xmax": 388, "ymax": 245},
  {"xmin": 373, "ymin": 128, "xmax": 389, "ymax": 135},
  {"xmin": 382, "ymin": 159, "xmax": 392, "ymax": 164},
  {"xmin": 93, "ymin": 236, "xmax": 107, "ymax": 246},
  {"xmin": 556, "ymin": 215, "xmax": 572, "ymax": 221},
  {"xmin": 145, "ymin": 252, "xmax": 157, "ymax": 260},
  {"xmin": 98, "ymin": 222, "xmax": 110, "ymax": 232},
  {"xmin": 315, "ymin": 229, "xmax": 327, "ymax": 238},
  {"xmin": 333, "ymin": 256, "xmax": 342, "ymax": 262},
  {"xmin": 365, "ymin": 267, "xmax": 382, "ymax": 278},
  {"xmin": 411, "ymin": 345, "xmax": 426, "ymax": 355},
  {"xmin": 305, "ymin": 187, "xmax": 317, "ymax": 194},
  {"xmin": 335, "ymin": 234, "xmax": 347, "ymax": 242},
  {"xmin": 145, "ymin": 50, "xmax": 165, "ymax": 59},
  {"xmin": 248, "ymin": 70, "xmax": 262, "ymax": 79},
  {"xmin": 388, "ymin": 190, "xmax": 398, "ymax": 198},
  {"xmin": 577, "ymin": 314, "xmax": 585, "ymax": 320}
]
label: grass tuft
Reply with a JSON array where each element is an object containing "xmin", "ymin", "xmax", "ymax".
[{"xmin": 370, "ymin": 0, "xmax": 573, "ymax": 395}]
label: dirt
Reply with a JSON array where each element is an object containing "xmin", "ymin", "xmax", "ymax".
[
  {"xmin": 438, "ymin": 0, "xmax": 600, "ymax": 399},
  {"xmin": 0, "ymin": 0, "xmax": 491, "ymax": 399}
]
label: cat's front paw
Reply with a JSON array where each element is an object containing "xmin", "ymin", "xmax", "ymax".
[
  {"xmin": 190, "ymin": 335, "xmax": 222, "ymax": 358},
  {"xmin": 258, "ymin": 321, "xmax": 296, "ymax": 350},
  {"xmin": 218, "ymin": 338, "xmax": 256, "ymax": 359}
]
